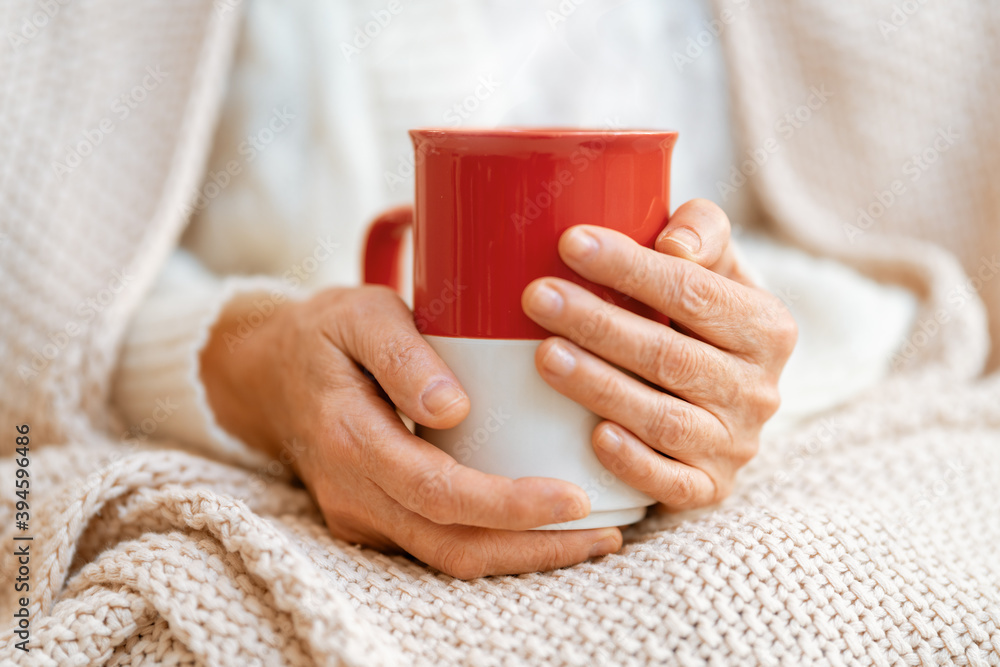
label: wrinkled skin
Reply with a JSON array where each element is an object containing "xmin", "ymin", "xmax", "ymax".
[{"xmin": 200, "ymin": 199, "xmax": 796, "ymax": 579}]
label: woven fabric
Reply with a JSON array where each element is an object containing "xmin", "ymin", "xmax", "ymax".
[{"xmin": 1, "ymin": 0, "xmax": 999, "ymax": 665}]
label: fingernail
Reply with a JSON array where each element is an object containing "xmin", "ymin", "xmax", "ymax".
[
  {"xmin": 564, "ymin": 228, "xmax": 599, "ymax": 261},
  {"xmin": 543, "ymin": 342, "xmax": 576, "ymax": 376},
  {"xmin": 553, "ymin": 496, "xmax": 587, "ymax": 522},
  {"xmin": 529, "ymin": 284, "xmax": 563, "ymax": 317},
  {"xmin": 664, "ymin": 226, "xmax": 701, "ymax": 255},
  {"xmin": 421, "ymin": 380, "xmax": 464, "ymax": 416},
  {"xmin": 589, "ymin": 531, "xmax": 620, "ymax": 558},
  {"xmin": 597, "ymin": 426, "xmax": 623, "ymax": 456}
]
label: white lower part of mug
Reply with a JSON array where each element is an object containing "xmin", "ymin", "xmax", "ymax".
[{"xmin": 418, "ymin": 335, "xmax": 656, "ymax": 530}]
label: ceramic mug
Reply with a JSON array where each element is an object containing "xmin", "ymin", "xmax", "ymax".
[{"xmin": 364, "ymin": 127, "xmax": 678, "ymax": 529}]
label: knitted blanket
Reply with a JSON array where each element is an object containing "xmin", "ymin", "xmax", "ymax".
[{"xmin": 2, "ymin": 0, "xmax": 999, "ymax": 665}]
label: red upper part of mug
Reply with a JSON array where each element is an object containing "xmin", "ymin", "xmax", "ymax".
[{"xmin": 410, "ymin": 127, "xmax": 678, "ymax": 339}]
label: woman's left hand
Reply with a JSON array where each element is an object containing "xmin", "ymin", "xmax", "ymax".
[{"xmin": 521, "ymin": 199, "xmax": 797, "ymax": 511}]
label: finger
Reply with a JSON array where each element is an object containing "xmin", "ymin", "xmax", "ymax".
[
  {"xmin": 591, "ymin": 422, "xmax": 719, "ymax": 511},
  {"xmin": 522, "ymin": 277, "xmax": 739, "ymax": 411},
  {"xmin": 392, "ymin": 510, "xmax": 623, "ymax": 579},
  {"xmin": 309, "ymin": 454, "xmax": 622, "ymax": 576},
  {"xmin": 329, "ymin": 390, "xmax": 593, "ymax": 530},
  {"xmin": 655, "ymin": 199, "xmax": 729, "ymax": 268},
  {"xmin": 558, "ymin": 225, "xmax": 793, "ymax": 355},
  {"xmin": 332, "ymin": 285, "xmax": 470, "ymax": 428},
  {"xmin": 533, "ymin": 337, "xmax": 730, "ymax": 467},
  {"xmin": 655, "ymin": 199, "xmax": 756, "ymax": 287}
]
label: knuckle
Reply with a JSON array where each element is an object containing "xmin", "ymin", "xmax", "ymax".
[
  {"xmin": 646, "ymin": 400, "xmax": 692, "ymax": 454},
  {"xmin": 758, "ymin": 384, "xmax": 782, "ymax": 421},
  {"xmin": 666, "ymin": 468, "xmax": 699, "ymax": 509},
  {"xmin": 775, "ymin": 313, "xmax": 799, "ymax": 356},
  {"xmin": 534, "ymin": 532, "xmax": 575, "ymax": 570},
  {"xmin": 713, "ymin": 359, "xmax": 747, "ymax": 409},
  {"xmin": 584, "ymin": 371, "xmax": 624, "ymax": 409},
  {"xmin": 642, "ymin": 400, "xmax": 672, "ymax": 448},
  {"xmin": 374, "ymin": 336, "xmax": 423, "ymax": 383},
  {"xmin": 644, "ymin": 334, "xmax": 700, "ymax": 390},
  {"xmin": 435, "ymin": 542, "xmax": 486, "ymax": 580},
  {"xmin": 738, "ymin": 361, "xmax": 781, "ymax": 425},
  {"xmin": 574, "ymin": 366, "xmax": 622, "ymax": 408},
  {"xmin": 638, "ymin": 334, "xmax": 671, "ymax": 386},
  {"xmin": 409, "ymin": 461, "xmax": 461, "ymax": 524},
  {"xmin": 337, "ymin": 286, "xmax": 401, "ymax": 347},
  {"xmin": 765, "ymin": 298, "xmax": 799, "ymax": 356},
  {"xmin": 616, "ymin": 252, "xmax": 655, "ymax": 295},
  {"xmin": 733, "ymin": 437, "xmax": 760, "ymax": 468},
  {"xmin": 676, "ymin": 270, "xmax": 716, "ymax": 316}
]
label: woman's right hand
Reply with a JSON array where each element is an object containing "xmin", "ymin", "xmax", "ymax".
[{"xmin": 199, "ymin": 285, "xmax": 622, "ymax": 579}]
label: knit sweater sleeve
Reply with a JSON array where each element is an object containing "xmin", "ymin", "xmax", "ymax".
[{"xmin": 111, "ymin": 249, "xmax": 295, "ymax": 468}]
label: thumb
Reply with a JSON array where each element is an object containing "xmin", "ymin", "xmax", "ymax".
[
  {"xmin": 336, "ymin": 286, "xmax": 470, "ymax": 429},
  {"xmin": 655, "ymin": 198, "xmax": 742, "ymax": 280}
]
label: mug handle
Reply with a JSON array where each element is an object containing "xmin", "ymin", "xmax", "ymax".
[{"xmin": 363, "ymin": 205, "xmax": 413, "ymax": 293}]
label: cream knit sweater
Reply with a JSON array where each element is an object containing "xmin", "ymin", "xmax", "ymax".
[
  {"xmin": 2, "ymin": 0, "xmax": 999, "ymax": 665},
  {"xmin": 112, "ymin": 0, "xmax": 917, "ymax": 466}
]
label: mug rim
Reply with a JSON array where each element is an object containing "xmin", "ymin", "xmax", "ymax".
[{"xmin": 410, "ymin": 126, "xmax": 678, "ymax": 140}]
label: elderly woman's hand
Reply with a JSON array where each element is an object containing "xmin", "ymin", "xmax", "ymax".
[
  {"xmin": 522, "ymin": 199, "xmax": 797, "ymax": 511},
  {"xmin": 200, "ymin": 284, "xmax": 622, "ymax": 579}
]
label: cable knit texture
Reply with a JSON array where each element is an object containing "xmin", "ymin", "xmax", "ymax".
[{"xmin": 1, "ymin": 1, "xmax": 999, "ymax": 666}]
